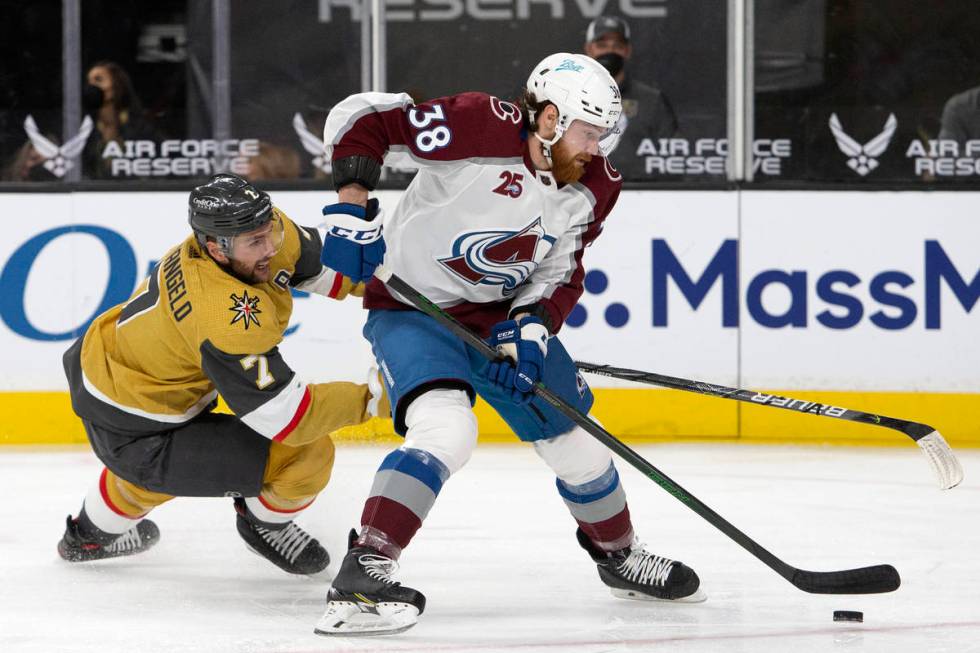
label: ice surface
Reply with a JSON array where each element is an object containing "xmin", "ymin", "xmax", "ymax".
[{"xmin": 1, "ymin": 443, "xmax": 978, "ymax": 653}]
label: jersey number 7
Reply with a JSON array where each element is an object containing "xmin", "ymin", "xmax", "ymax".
[{"xmin": 240, "ymin": 354, "xmax": 275, "ymax": 389}]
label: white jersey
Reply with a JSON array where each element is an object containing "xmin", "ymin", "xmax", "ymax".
[{"xmin": 324, "ymin": 91, "xmax": 622, "ymax": 335}]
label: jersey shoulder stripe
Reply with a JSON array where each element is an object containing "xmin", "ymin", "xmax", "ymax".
[
  {"xmin": 241, "ymin": 377, "xmax": 310, "ymax": 441},
  {"xmin": 198, "ymin": 338, "xmax": 310, "ymax": 441},
  {"xmin": 270, "ymin": 386, "xmax": 312, "ymax": 442},
  {"xmin": 327, "ymin": 90, "xmax": 526, "ymax": 168}
]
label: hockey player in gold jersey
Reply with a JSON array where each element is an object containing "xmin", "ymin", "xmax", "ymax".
[{"xmin": 58, "ymin": 173, "xmax": 383, "ymax": 574}]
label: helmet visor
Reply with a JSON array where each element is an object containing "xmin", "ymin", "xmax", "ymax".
[
  {"xmin": 227, "ymin": 212, "xmax": 284, "ymax": 261},
  {"xmin": 562, "ymin": 119, "xmax": 619, "ymax": 157}
]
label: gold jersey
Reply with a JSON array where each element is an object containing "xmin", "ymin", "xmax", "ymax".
[{"xmin": 64, "ymin": 209, "xmax": 368, "ymax": 446}]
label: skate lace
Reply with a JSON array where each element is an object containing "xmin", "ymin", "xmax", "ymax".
[
  {"xmin": 106, "ymin": 528, "xmax": 142, "ymax": 553},
  {"xmin": 358, "ymin": 553, "xmax": 399, "ymax": 585},
  {"xmin": 617, "ymin": 543, "xmax": 674, "ymax": 587},
  {"xmin": 257, "ymin": 523, "xmax": 312, "ymax": 564}
]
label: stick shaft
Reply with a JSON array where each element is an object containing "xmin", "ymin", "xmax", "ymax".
[
  {"xmin": 574, "ymin": 362, "xmax": 933, "ymax": 440},
  {"xmin": 573, "ymin": 361, "xmax": 962, "ymax": 491},
  {"xmin": 376, "ymin": 266, "xmax": 898, "ymax": 594}
]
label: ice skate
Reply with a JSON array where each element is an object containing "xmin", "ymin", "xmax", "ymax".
[
  {"xmin": 57, "ymin": 514, "xmax": 160, "ymax": 562},
  {"xmin": 577, "ymin": 528, "xmax": 706, "ymax": 603},
  {"xmin": 234, "ymin": 498, "xmax": 329, "ymax": 575},
  {"xmin": 315, "ymin": 529, "xmax": 425, "ymax": 636}
]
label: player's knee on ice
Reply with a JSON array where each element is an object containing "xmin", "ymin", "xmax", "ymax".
[{"xmin": 264, "ymin": 435, "xmax": 336, "ymax": 504}]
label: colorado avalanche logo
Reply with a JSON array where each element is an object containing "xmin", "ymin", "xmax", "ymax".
[
  {"xmin": 489, "ymin": 96, "xmax": 522, "ymax": 125},
  {"xmin": 438, "ymin": 218, "xmax": 555, "ymax": 295}
]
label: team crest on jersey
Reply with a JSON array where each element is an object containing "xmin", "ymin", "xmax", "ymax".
[
  {"xmin": 489, "ymin": 96, "xmax": 522, "ymax": 125},
  {"xmin": 437, "ymin": 218, "xmax": 556, "ymax": 295},
  {"xmin": 229, "ymin": 290, "xmax": 262, "ymax": 329}
]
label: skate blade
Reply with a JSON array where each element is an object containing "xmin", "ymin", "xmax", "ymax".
[
  {"xmin": 314, "ymin": 600, "xmax": 419, "ymax": 636},
  {"xmin": 611, "ymin": 587, "xmax": 708, "ymax": 603},
  {"xmin": 243, "ymin": 544, "xmax": 332, "ymax": 579}
]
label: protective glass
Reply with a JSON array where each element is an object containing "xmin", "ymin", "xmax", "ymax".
[{"xmin": 228, "ymin": 213, "xmax": 284, "ymax": 260}]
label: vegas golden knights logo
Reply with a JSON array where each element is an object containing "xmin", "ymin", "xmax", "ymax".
[{"xmin": 229, "ymin": 290, "xmax": 262, "ymax": 329}]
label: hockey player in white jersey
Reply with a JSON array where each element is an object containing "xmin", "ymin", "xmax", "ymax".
[{"xmin": 314, "ymin": 53, "xmax": 705, "ymax": 636}]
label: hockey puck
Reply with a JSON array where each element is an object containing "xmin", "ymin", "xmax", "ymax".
[{"xmin": 833, "ymin": 610, "xmax": 863, "ymax": 623}]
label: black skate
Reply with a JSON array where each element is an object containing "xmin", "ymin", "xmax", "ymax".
[
  {"xmin": 234, "ymin": 498, "xmax": 329, "ymax": 575},
  {"xmin": 314, "ymin": 529, "xmax": 426, "ymax": 636},
  {"xmin": 57, "ymin": 514, "xmax": 160, "ymax": 562},
  {"xmin": 577, "ymin": 528, "xmax": 706, "ymax": 602}
]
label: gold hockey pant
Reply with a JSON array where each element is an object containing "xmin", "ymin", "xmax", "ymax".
[{"xmin": 81, "ymin": 412, "xmax": 337, "ymax": 518}]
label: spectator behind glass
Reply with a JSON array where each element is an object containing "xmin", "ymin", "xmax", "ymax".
[
  {"xmin": 244, "ymin": 141, "xmax": 302, "ymax": 181},
  {"xmin": 584, "ymin": 16, "xmax": 679, "ymax": 180},
  {"xmin": 1, "ymin": 139, "xmax": 49, "ymax": 182},
  {"xmin": 938, "ymin": 85, "xmax": 980, "ymax": 149},
  {"xmin": 82, "ymin": 60, "xmax": 158, "ymax": 179}
]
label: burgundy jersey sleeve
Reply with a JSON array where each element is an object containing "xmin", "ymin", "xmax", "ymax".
[
  {"xmin": 510, "ymin": 158, "xmax": 623, "ymax": 333},
  {"xmin": 324, "ymin": 91, "xmax": 526, "ymax": 166}
]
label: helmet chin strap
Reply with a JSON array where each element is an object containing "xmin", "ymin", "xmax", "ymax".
[
  {"xmin": 532, "ymin": 107, "xmax": 569, "ymax": 167},
  {"xmin": 533, "ymin": 129, "xmax": 563, "ymax": 167}
]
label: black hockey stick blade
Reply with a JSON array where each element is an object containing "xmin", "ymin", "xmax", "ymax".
[
  {"xmin": 375, "ymin": 265, "xmax": 900, "ymax": 596},
  {"xmin": 575, "ymin": 361, "xmax": 963, "ymax": 490},
  {"xmin": 792, "ymin": 564, "xmax": 901, "ymax": 595}
]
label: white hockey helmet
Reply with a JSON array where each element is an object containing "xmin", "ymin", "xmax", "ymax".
[{"xmin": 525, "ymin": 52, "xmax": 622, "ymax": 147}]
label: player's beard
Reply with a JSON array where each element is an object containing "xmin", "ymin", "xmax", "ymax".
[
  {"xmin": 228, "ymin": 257, "xmax": 272, "ymax": 284},
  {"xmin": 550, "ymin": 138, "xmax": 592, "ymax": 184}
]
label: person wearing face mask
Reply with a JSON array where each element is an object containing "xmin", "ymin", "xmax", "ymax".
[
  {"xmin": 57, "ymin": 174, "xmax": 387, "ymax": 576},
  {"xmin": 584, "ymin": 16, "xmax": 679, "ymax": 180},
  {"xmin": 81, "ymin": 60, "xmax": 158, "ymax": 178}
]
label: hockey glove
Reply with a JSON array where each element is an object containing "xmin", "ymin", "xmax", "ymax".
[
  {"xmin": 320, "ymin": 198, "xmax": 386, "ymax": 284},
  {"xmin": 486, "ymin": 316, "xmax": 549, "ymax": 402},
  {"xmin": 485, "ymin": 361, "xmax": 531, "ymax": 405}
]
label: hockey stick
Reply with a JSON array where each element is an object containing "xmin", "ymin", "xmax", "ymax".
[
  {"xmin": 374, "ymin": 264, "xmax": 900, "ymax": 595},
  {"xmin": 574, "ymin": 362, "xmax": 963, "ymax": 491}
]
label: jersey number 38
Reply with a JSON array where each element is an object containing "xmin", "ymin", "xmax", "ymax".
[{"xmin": 409, "ymin": 104, "xmax": 452, "ymax": 153}]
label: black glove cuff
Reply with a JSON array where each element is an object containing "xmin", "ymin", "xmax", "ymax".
[
  {"xmin": 508, "ymin": 303, "xmax": 555, "ymax": 334},
  {"xmin": 332, "ymin": 155, "xmax": 382, "ymax": 191}
]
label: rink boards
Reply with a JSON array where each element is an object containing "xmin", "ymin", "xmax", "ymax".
[{"xmin": 0, "ymin": 189, "xmax": 977, "ymax": 445}]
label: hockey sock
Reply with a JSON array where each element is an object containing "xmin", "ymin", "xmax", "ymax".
[
  {"xmin": 241, "ymin": 494, "xmax": 314, "ymax": 529},
  {"xmin": 75, "ymin": 507, "xmax": 121, "ymax": 545},
  {"xmin": 359, "ymin": 447, "xmax": 450, "ymax": 559},
  {"xmin": 556, "ymin": 462, "xmax": 634, "ymax": 552},
  {"xmin": 80, "ymin": 468, "xmax": 149, "ymax": 537}
]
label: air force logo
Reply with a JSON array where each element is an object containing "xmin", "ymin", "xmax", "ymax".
[
  {"xmin": 829, "ymin": 113, "xmax": 898, "ymax": 176},
  {"xmin": 23, "ymin": 115, "xmax": 94, "ymax": 178},
  {"xmin": 292, "ymin": 112, "xmax": 330, "ymax": 173},
  {"xmin": 438, "ymin": 218, "xmax": 556, "ymax": 295}
]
